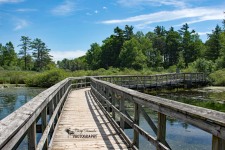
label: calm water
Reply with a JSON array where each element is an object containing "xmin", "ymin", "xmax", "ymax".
[
  {"xmin": 0, "ymin": 87, "xmax": 44, "ymax": 120},
  {"xmin": 125, "ymin": 108, "xmax": 211, "ymax": 150},
  {"xmin": 0, "ymin": 87, "xmax": 45, "ymax": 149}
]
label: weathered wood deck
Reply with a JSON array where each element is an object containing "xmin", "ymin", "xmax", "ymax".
[{"xmin": 49, "ymin": 88, "xmax": 129, "ymax": 150}]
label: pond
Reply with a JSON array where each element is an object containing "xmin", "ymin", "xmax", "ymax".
[
  {"xmin": 0, "ymin": 87, "xmax": 45, "ymax": 120},
  {"xmin": 145, "ymin": 86, "xmax": 225, "ymax": 112},
  {"xmin": 0, "ymin": 87, "xmax": 45, "ymax": 149}
]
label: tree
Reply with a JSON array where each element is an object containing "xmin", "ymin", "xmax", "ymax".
[
  {"xmin": 134, "ymin": 31, "xmax": 144, "ymax": 40},
  {"xmin": 164, "ymin": 27, "xmax": 181, "ymax": 68},
  {"xmin": 18, "ymin": 36, "xmax": 31, "ymax": 70},
  {"xmin": 205, "ymin": 25, "xmax": 222, "ymax": 61},
  {"xmin": 177, "ymin": 51, "xmax": 185, "ymax": 69},
  {"xmin": 100, "ymin": 25, "xmax": 134, "ymax": 69},
  {"xmin": 124, "ymin": 25, "xmax": 134, "ymax": 40},
  {"xmin": 135, "ymin": 36, "xmax": 162, "ymax": 68},
  {"xmin": 86, "ymin": 43, "xmax": 101, "ymax": 70},
  {"xmin": 119, "ymin": 38, "xmax": 146, "ymax": 70},
  {"xmin": 4, "ymin": 42, "xmax": 17, "ymax": 67},
  {"xmin": 179, "ymin": 23, "xmax": 201, "ymax": 67},
  {"xmin": 0, "ymin": 44, "xmax": 5, "ymax": 66},
  {"xmin": 57, "ymin": 58, "xmax": 71, "ymax": 70},
  {"xmin": 73, "ymin": 56, "xmax": 88, "ymax": 71},
  {"xmin": 152, "ymin": 26, "xmax": 166, "ymax": 62},
  {"xmin": 31, "ymin": 38, "xmax": 52, "ymax": 71}
]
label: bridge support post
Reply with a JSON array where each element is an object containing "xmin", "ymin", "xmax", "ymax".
[
  {"xmin": 28, "ymin": 122, "xmax": 36, "ymax": 150},
  {"xmin": 157, "ymin": 113, "xmax": 166, "ymax": 149},
  {"xmin": 133, "ymin": 102, "xmax": 140, "ymax": 148},
  {"xmin": 41, "ymin": 107, "xmax": 48, "ymax": 149},
  {"xmin": 212, "ymin": 135, "xmax": 225, "ymax": 150},
  {"xmin": 120, "ymin": 95, "xmax": 125, "ymax": 130},
  {"xmin": 111, "ymin": 91, "xmax": 116, "ymax": 120},
  {"xmin": 49, "ymin": 99, "xmax": 55, "ymax": 136}
]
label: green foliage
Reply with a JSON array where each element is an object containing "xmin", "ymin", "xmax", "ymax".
[
  {"xmin": 119, "ymin": 38, "xmax": 147, "ymax": 70},
  {"xmin": 31, "ymin": 38, "xmax": 52, "ymax": 71},
  {"xmin": 205, "ymin": 25, "xmax": 222, "ymax": 61},
  {"xmin": 191, "ymin": 58, "xmax": 215, "ymax": 74},
  {"xmin": 0, "ymin": 71, "xmax": 37, "ymax": 84},
  {"xmin": 209, "ymin": 69, "xmax": 225, "ymax": 86},
  {"xmin": 18, "ymin": 36, "xmax": 31, "ymax": 70},
  {"xmin": 25, "ymin": 69, "xmax": 65, "ymax": 87},
  {"xmin": 86, "ymin": 43, "xmax": 102, "ymax": 70},
  {"xmin": 167, "ymin": 65, "xmax": 177, "ymax": 73},
  {"xmin": 177, "ymin": 51, "xmax": 185, "ymax": 69},
  {"xmin": 57, "ymin": 56, "xmax": 88, "ymax": 71},
  {"xmin": 164, "ymin": 27, "xmax": 181, "ymax": 67}
]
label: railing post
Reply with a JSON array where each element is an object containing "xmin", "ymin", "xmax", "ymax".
[
  {"xmin": 157, "ymin": 113, "xmax": 166, "ymax": 149},
  {"xmin": 49, "ymin": 98, "xmax": 55, "ymax": 135},
  {"xmin": 41, "ymin": 106, "xmax": 48, "ymax": 149},
  {"xmin": 133, "ymin": 102, "xmax": 140, "ymax": 148},
  {"xmin": 120, "ymin": 94, "xmax": 125, "ymax": 130},
  {"xmin": 212, "ymin": 135, "xmax": 225, "ymax": 150},
  {"xmin": 112, "ymin": 91, "xmax": 116, "ymax": 120},
  {"xmin": 105, "ymin": 88, "xmax": 110, "ymax": 112},
  {"xmin": 28, "ymin": 122, "xmax": 36, "ymax": 150},
  {"xmin": 156, "ymin": 75, "xmax": 158, "ymax": 87}
]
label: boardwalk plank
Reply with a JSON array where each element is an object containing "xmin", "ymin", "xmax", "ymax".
[{"xmin": 50, "ymin": 88, "xmax": 128, "ymax": 150}]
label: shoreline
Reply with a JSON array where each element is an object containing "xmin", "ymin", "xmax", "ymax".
[{"xmin": 0, "ymin": 84, "xmax": 26, "ymax": 88}]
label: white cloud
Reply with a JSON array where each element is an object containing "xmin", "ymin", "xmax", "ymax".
[
  {"xmin": 101, "ymin": 7, "xmax": 224, "ymax": 29},
  {"xmin": 50, "ymin": 50, "xmax": 86, "ymax": 62},
  {"xmin": 0, "ymin": 0, "xmax": 23, "ymax": 4},
  {"xmin": 16, "ymin": 8, "xmax": 37, "ymax": 12},
  {"xmin": 14, "ymin": 19, "xmax": 29, "ymax": 30},
  {"xmin": 103, "ymin": 6, "xmax": 107, "ymax": 10},
  {"xmin": 198, "ymin": 31, "xmax": 211, "ymax": 36},
  {"xmin": 51, "ymin": 0, "xmax": 75, "ymax": 16},
  {"xmin": 94, "ymin": 10, "xmax": 98, "ymax": 14},
  {"xmin": 117, "ymin": 0, "xmax": 187, "ymax": 8}
]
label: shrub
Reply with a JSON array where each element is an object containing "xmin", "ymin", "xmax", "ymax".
[
  {"xmin": 209, "ymin": 69, "xmax": 225, "ymax": 86},
  {"xmin": 25, "ymin": 69, "xmax": 65, "ymax": 87},
  {"xmin": 184, "ymin": 58, "xmax": 215, "ymax": 74}
]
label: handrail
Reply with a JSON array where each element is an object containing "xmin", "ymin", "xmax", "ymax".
[
  {"xmin": 0, "ymin": 77, "xmax": 88, "ymax": 150},
  {"xmin": 90, "ymin": 74, "xmax": 225, "ymax": 150},
  {"xmin": 95, "ymin": 73, "xmax": 206, "ymax": 89}
]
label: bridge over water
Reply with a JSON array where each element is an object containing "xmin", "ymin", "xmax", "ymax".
[{"xmin": 0, "ymin": 73, "xmax": 224, "ymax": 150}]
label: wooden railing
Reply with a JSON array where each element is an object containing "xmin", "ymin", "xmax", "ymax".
[
  {"xmin": 0, "ymin": 77, "xmax": 88, "ymax": 150},
  {"xmin": 90, "ymin": 74, "xmax": 225, "ymax": 150},
  {"xmin": 95, "ymin": 73, "xmax": 206, "ymax": 89}
]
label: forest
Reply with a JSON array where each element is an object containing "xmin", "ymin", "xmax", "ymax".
[{"xmin": 0, "ymin": 17, "xmax": 225, "ymax": 87}]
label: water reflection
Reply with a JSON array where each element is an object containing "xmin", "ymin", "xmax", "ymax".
[
  {"xmin": 0, "ymin": 87, "xmax": 44, "ymax": 120},
  {"xmin": 145, "ymin": 88, "xmax": 225, "ymax": 112},
  {"xmin": 124, "ymin": 96, "xmax": 212, "ymax": 150}
]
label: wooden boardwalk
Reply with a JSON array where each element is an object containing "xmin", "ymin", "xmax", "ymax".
[{"xmin": 50, "ymin": 88, "xmax": 129, "ymax": 150}]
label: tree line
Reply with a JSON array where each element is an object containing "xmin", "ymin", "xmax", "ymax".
[
  {"xmin": 58, "ymin": 18, "xmax": 225, "ymax": 74},
  {"xmin": 0, "ymin": 36, "xmax": 53, "ymax": 71}
]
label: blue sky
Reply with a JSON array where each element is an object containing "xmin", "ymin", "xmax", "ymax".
[{"xmin": 0, "ymin": 0, "xmax": 224, "ymax": 61}]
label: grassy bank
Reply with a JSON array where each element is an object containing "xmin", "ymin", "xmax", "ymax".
[
  {"xmin": 0, "ymin": 68, "xmax": 163, "ymax": 88},
  {"xmin": 1, "ymin": 67, "xmax": 224, "ymax": 88},
  {"xmin": 0, "ymin": 71, "xmax": 39, "ymax": 84}
]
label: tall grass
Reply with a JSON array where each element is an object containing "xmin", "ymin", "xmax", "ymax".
[
  {"xmin": 1, "ymin": 67, "xmax": 166, "ymax": 88},
  {"xmin": 209, "ymin": 69, "xmax": 225, "ymax": 86},
  {"xmin": 0, "ymin": 71, "xmax": 38, "ymax": 84}
]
